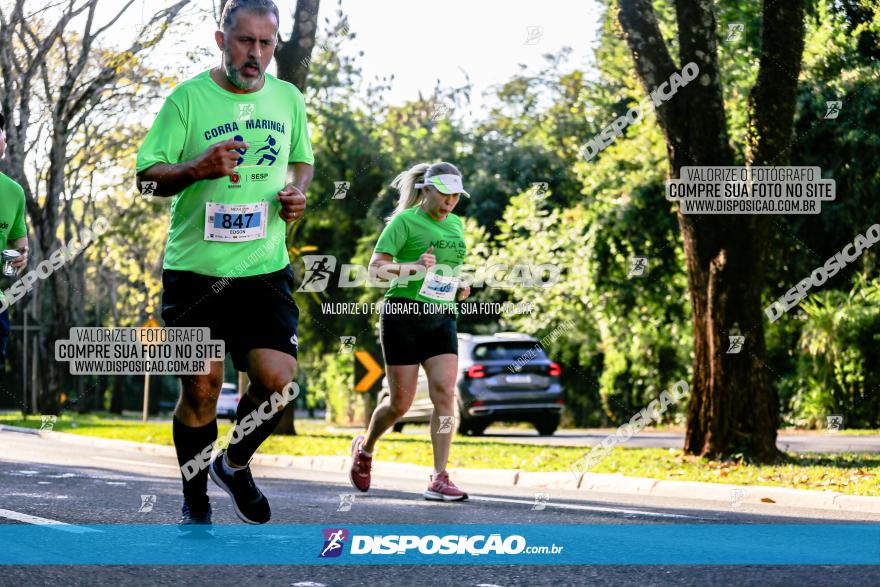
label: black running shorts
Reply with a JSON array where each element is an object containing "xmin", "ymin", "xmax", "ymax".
[
  {"xmin": 0, "ymin": 309, "xmax": 9, "ymax": 365},
  {"xmin": 161, "ymin": 265, "xmax": 299, "ymax": 372},
  {"xmin": 379, "ymin": 297, "xmax": 458, "ymax": 366}
]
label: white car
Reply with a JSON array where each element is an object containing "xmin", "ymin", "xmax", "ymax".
[{"xmin": 215, "ymin": 382, "xmax": 240, "ymax": 421}]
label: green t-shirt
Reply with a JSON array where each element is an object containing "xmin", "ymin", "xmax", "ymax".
[
  {"xmin": 0, "ymin": 172, "xmax": 27, "ymax": 305},
  {"xmin": 136, "ymin": 70, "xmax": 314, "ymax": 277},
  {"xmin": 373, "ymin": 206, "xmax": 467, "ymax": 307},
  {"xmin": 0, "ymin": 173, "xmax": 27, "ymax": 250}
]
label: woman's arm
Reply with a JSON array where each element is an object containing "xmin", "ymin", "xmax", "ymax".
[{"xmin": 368, "ymin": 248, "xmax": 435, "ymax": 278}]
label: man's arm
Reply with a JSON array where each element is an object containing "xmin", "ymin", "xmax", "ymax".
[
  {"xmin": 287, "ymin": 162, "xmax": 313, "ymax": 194},
  {"xmin": 9, "ymin": 235, "xmax": 28, "ymax": 275},
  {"xmin": 135, "ymin": 138, "xmax": 249, "ymax": 197},
  {"xmin": 136, "ymin": 161, "xmax": 202, "ymax": 198},
  {"xmin": 277, "ymin": 162, "xmax": 314, "ymax": 222}
]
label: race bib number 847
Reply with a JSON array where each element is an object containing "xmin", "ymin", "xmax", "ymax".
[{"xmin": 204, "ymin": 201, "xmax": 268, "ymax": 242}]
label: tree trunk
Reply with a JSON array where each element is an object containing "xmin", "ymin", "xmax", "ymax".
[
  {"xmin": 274, "ymin": 0, "xmax": 321, "ymax": 92},
  {"xmin": 617, "ymin": 0, "xmax": 805, "ymax": 461}
]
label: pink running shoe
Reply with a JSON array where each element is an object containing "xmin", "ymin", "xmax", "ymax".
[
  {"xmin": 424, "ymin": 470, "xmax": 468, "ymax": 502},
  {"xmin": 349, "ymin": 435, "xmax": 372, "ymax": 492}
]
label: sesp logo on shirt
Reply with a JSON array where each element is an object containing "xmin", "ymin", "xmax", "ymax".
[{"xmin": 319, "ymin": 528, "xmax": 349, "ymax": 558}]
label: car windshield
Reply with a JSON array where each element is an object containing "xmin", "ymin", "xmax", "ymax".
[
  {"xmin": 472, "ymin": 341, "xmax": 546, "ymax": 361},
  {"xmin": 221, "ymin": 387, "xmax": 237, "ymax": 394}
]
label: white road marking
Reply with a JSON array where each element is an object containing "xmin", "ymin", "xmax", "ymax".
[
  {"xmin": 7, "ymin": 493, "xmax": 69, "ymax": 499},
  {"xmin": 91, "ymin": 456, "xmax": 178, "ymax": 470},
  {"xmin": 469, "ymin": 495, "xmax": 698, "ymax": 519},
  {"xmin": 0, "ymin": 508, "xmax": 100, "ymax": 533}
]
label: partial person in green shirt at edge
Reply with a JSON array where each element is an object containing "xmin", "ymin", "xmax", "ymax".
[
  {"xmin": 0, "ymin": 111, "xmax": 30, "ymax": 371},
  {"xmin": 349, "ymin": 161, "xmax": 473, "ymax": 502}
]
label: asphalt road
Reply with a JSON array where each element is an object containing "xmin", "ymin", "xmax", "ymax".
[{"xmin": 1, "ymin": 429, "xmax": 878, "ymax": 586}]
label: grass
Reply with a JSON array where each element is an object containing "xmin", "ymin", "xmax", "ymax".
[
  {"xmin": 2, "ymin": 413, "xmax": 878, "ymax": 496},
  {"xmin": 593, "ymin": 448, "xmax": 878, "ymax": 496}
]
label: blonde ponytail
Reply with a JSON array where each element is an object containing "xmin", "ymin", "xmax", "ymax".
[{"xmin": 386, "ymin": 162, "xmax": 430, "ymax": 223}]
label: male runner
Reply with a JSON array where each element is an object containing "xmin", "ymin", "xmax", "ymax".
[
  {"xmin": 0, "ymin": 112, "xmax": 30, "ymax": 370},
  {"xmin": 136, "ymin": 0, "xmax": 314, "ymax": 527}
]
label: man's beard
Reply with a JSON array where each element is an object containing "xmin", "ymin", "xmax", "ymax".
[{"xmin": 223, "ymin": 47, "xmax": 262, "ymax": 90}]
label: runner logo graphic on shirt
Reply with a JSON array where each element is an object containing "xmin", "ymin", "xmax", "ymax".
[
  {"xmin": 232, "ymin": 135, "xmax": 247, "ymax": 165},
  {"xmin": 255, "ymin": 135, "xmax": 279, "ymax": 165}
]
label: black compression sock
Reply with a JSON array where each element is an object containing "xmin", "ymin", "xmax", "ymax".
[
  {"xmin": 172, "ymin": 416, "xmax": 218, "ymax": 505},
  {"xmin": 226, "ymin": 392, "xmax": 285, "ymax": 466}
]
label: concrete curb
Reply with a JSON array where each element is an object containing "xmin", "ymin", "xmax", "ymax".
[{"xmin": 3, "ymin": 424, "xmax": 879, "ymax": 514}]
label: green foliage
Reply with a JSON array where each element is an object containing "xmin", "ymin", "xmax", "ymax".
[
  {"xmin": 309, "ymin": 352, "xmax": 357, "ymax": 425},
  {"xmin": 784, "ymin": 275, "xmax": 880, "ymax": 428},
  {"xmin": 461, "ymin": 183, "xmax": 690, "ymax": 426}
]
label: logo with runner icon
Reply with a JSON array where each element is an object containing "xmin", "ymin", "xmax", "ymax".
[
  {"xmin": 319, "ymin": 528, "xmax": 349, "ymax": 558},
  {"xmin": 298, "ymin": 255, "xmax": 337, "ymax": 292}
]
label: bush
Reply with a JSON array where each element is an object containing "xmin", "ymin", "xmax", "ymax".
[
  {"xmin": 309, "ymin": 353, "xmax": 361, "ymax": 425},
  {"xmin": 785, "ymin": 275, "xmax": 880, "ymax": 428}
]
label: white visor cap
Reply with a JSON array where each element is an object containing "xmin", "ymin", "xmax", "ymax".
[{"xmin": 415, "ymin": 173, "xmax": 470, "ymax": 198}]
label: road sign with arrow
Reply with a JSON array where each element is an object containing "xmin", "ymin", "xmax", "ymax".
[{"xmin": 354, "ymin": 350, "xmax": 383, "ymax": 393}]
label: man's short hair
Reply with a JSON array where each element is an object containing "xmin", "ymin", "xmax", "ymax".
[{"xmin": 220, "ymin": 0, "xmax": 279, "ymax": 33}]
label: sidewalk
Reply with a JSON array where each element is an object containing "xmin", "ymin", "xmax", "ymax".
[{"xmin": 4, "ymin": 424, "xmax": 879, "ymax": 515}]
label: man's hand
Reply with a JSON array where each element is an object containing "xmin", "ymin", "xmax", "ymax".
[
  {"xmin": 192, "ymin": 138, "xmax": 249, "ymax": 180},
  {"xmin": 11, "ymin": 246, "xmax": 28, "ymax": 276},
  {"xmin": 277, "ymin": 183, "xmax": 306, "ymax": 222},
  {"xmin": 456, "ymin": 285, "xmax": 471, "ymax": 301}
]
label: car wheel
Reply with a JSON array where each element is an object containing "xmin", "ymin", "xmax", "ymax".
[
  {"xmin": 392, "ymin": 422, "xmax": 405, "ymax": 433},
  {"xmin": 469, "ymin": 423, "xmax": 487, "ymax": 436},
  {"xmin": 455, "ymin": 400, "xmax": 469, "ymax": 435},
  {"xmin": 534, "ymin": 414, "xmax": 560, "ymax": 436}
]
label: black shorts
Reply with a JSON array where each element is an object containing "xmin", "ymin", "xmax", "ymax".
[
  {"xmin": 0, "ymin": 309, "xmax": 9, "ymax": 364},
  {"xmin": 161, "ymin": 265, "xmax": 299, "ymax": 372},
  {"xmin": 379, "ymin": 297, "xmax": 458, "ymax": 366}
]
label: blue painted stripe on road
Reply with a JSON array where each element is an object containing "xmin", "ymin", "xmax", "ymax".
[{"xmin": 0, "ymin": 524, "xmax": 877, "ymax": 565}]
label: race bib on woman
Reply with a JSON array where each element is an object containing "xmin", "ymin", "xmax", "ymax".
[{"xmin": 419, "ymin": 272, "xmax": 459, "ymax": 302}]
